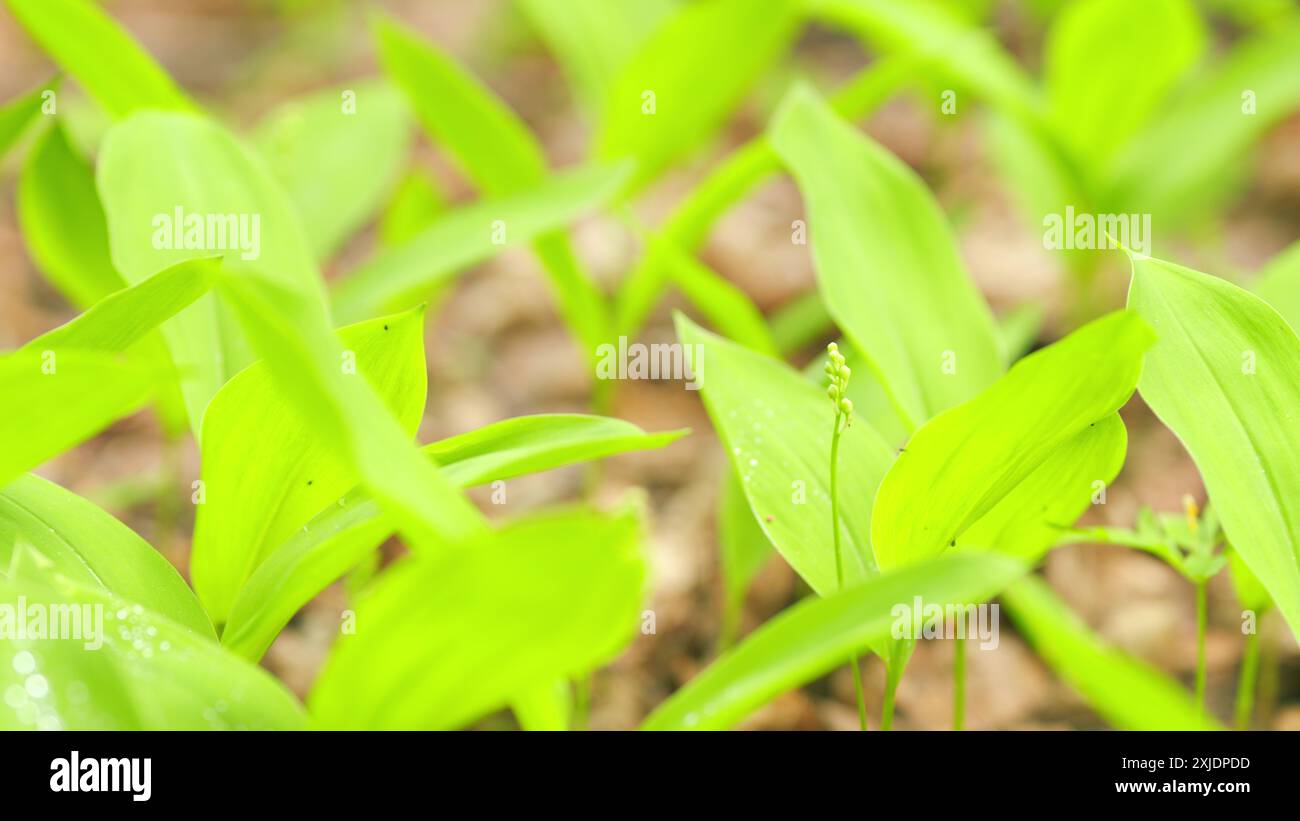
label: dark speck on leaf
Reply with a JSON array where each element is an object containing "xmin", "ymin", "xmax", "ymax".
[{"xmin": 949, "ymin": 539, "xmax": 956, "ymax": 547}]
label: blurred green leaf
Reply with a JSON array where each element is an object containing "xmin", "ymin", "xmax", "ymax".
[
  {"xmin": 378, "ymin": 170, "xmax": 445, "ymax": 247},
  {"xmin": 1253, "ymin": 238, "xmax": 1300, "ymax": 333},
  {"xmin": 517, "ymin": 0, "xmax": 676, "ymax": 114},
  {"xmin": 97, "ymin": 111, "xmax": 328, "ymax": 431},
  {"xmin": 1001, "ymin": 575, "xmax": 1220, "ymax": 730},
  {"xmin": 192, "ymin": 307, "xmax": 428, "ymax": 627},
  {"xmin": 331, "ymin": 163, "xmax": 629, "ymax": 324},
  {"xmin": 5, "ymin": 0, "xmax": 192, "ymax": 119},
  {"xmin": 871, "ymin": 311, "xmax": 1154, "ymax": 570},
  {"xmin": 718, "ymin": 468, "xmax": 772, "ymax": 646},
  {"xmin": 0, "ymin": 350, "xmax": 152, "ymax": 487},
  {"xmin": 309, "ymin": 508, "xmax": 646, "ymax": 729},
  {"xmin": 0, "ymin": 473, "xmax": 210, "ymax": 636},
  {"xmin": 676, "ymin": 315, "xmax": 895, "ymax": 596},
  {"xmin": 653, "ymin": 240, "xmax": 776, "ymax": 355},
  {"xmin": 221, "ymin": 413, "xmax": 684, "ymax": 660},
  {"xmin": 253, "ymin": 80, "xmax": 410, "ymax": 261},
  {"xmin": 769, "ymin": 85, "xmax": 1002, "ymax": 429},
  {"xmin": 0, "ymin": 79, "xmax": 54, "ymax": 161},
  {"xmin": 1127, "ymin": 253, "xmax": 1300, "ymax": 638},
  {"xmin": 642, "ymin": 552, "xmax": 1026, "ymax": 730},
  {"xmin": 596, "ymin": 0, "xmax": 800, "ymax": 189},
  {"xmin": 511, "ymin": 680, "xmax": 573, "ymax": 731}
]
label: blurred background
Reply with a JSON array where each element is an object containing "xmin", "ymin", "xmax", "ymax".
[{"xmin": 1, "ymin": 0, "xmax": 1298, "ymax": 729}]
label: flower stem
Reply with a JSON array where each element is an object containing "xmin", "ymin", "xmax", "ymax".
[
  {"xmin": 952, "ymin": 635, "xmax": 966, "ymax": 731},
  {"xmin": 1195, "ymin": 578, "xmax": 1208, "ymax": 714},
  {"xmin": 829, "ymin": 410, "xmax": 867, "ymax": 730},
  {"xmin": 1234, "ymin": 626, "xmax": 1261, "ymax": 730},
  {"xmin": 881, "ymin": 660, "xmax": 901, "ymax": 731}
]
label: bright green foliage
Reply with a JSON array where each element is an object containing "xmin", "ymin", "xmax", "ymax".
[
  {"xmin": 718, "ymin": 469, "xmax": 773, "ymax": 645},
  {"xmin": 0, "ymin": 350, "xmax": 152, "ymax": 488},
  {"xmin": 17, "ymin": 122, "xmax": 124, "ymax": 308},
  {"xmin": 0, "ymin": 80, "xmax": 54, "ymax": 162},
  {"xmin": 1254, "ymin": 239, "xmax": 1300, "ymax": 332},
  {"xmin": 0, "ymin": 568, "xmax": 302, "ymax": 730},
  {"xmin": 310, "ymin": 508, "xmax": 646, "ymax": 729},
  {"xmin": 871, "ymin": 311, "xmax": 1154, "ymax": 570},
  {"xmin": 221, "ymin": 414, "xmax": 684, "ymax": 660},
  {"xmin": 0, "ymin": 474, "xmax": 211, "ymax": 636},
  {"xmin": 253, "ymin": 80, "xmax": 410, "ymax": 261},
  {"xmin": 331, "ymin": 163, "xmax": 629, "ymax": 324},
  {"xmin": 192, "ymin": 308, "xmax": 428, "ymax": 627},
  {"xmin": 769, "ymin": 85, "xmax": 1002, "ymax": 430},
  {"xmin": 1127, "ymin": 253, "xmax": 1300, "ymax": 637},
  {"xmin": 517, "ymin": 0, "xmax": 677, "ymax": 115},
  {"xmin": 676, "ymin": 315, "xmax": 895, "ymax": 595},
  {"xmin": 1001, "ymin": 576, "xmax": 1221, "ymax": 730},
  {"xmin": 596, "ymin": 0, "xmax": 801, "ymax": 189},
  {"xmin": 642, "ymin": 553, "xmax": 1026, "ymax": 730},
  {"xmin": 378, "ymin": 171, "xmax": 445, "ymax": 247},
  {"xmin": 97, "ymin": 111, "xmax": 328, "ymax": 431},
  {"xmin": 5, "ymin": 0, "xmax": 193, "ymax": 119}
]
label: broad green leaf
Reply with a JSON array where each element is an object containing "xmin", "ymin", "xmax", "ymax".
[
  {"xmin": 0, "ymin": 79, "xmax": 53, "ymax": 162},
  {"xmin": 769, "ymin": 85, "xmax": 1002, "ymax": 429},
  {"xmin": 378, "ymin": 170, "xmax": 445, "ymax": 247},
  {"xmin": 517, "ymin": 0, "xmax": 677, "ymax": 114},
  {"xmin": 961, "ymin": 414, "xmax": 1127, "ymax": 562},
  {"xmin": 0, "ymin": 350, "xmax": 151, "ymax": 487},
  {"xmin": 0, "ymin": 569, "xmax": 302, "ymax": 730},
  {"xmin": 97, "ymin": 111, "xmax": 328, "ymax": 431},
  {"xmin": 372, "ymin": 15, "xmax": 611, "ymax": 356},
  {"xmin": 5, "ymin": 0, "xmax": 192, "ymax": 120},
  {"xmin": 1127, "ymin": 253, "xmax": 1300, "ymax": 637},
  {"xmin": 215, "ymin": 273, "xmax": 488, "ymax": 553},
  {"xmin": 871, "ymin": 311, "xmax": 1154, "ymax": 571},
  {"xmin": 595, "ymin": 0, "xmax": 801, "ymax": 189},
  {"xmin": 330, "ymin": 163, "xmax": 629, "ymax": 324},
  {"xmin": 310, "ymin": 508, "xmax": 646, "ymax": 729},
  {"xmin": 1044, "ymin": 0, "xmax": 1204, "ymax": 166},
  {"xmin": 642, "ymin": 552, "xmax": 1026, "ymax": 730},
  {"xmin": 23, "ymin": 259, "xmax": 215, "ymax": 354},
  {"xmin": 1001, "ymin": 576, "xmax": 1220, "ymax": 730},
  {"xmin": 1107, "ymin": 18, "xmax": 1300, "ymax": 224},
  {"xmin": 718, "ymin": 468, "xmax": 772, "ymax": 646},
  {"xmin": 997, "ymin": 302, "xmax": 1044, "ymax": 365},
  {"xmin": 192, "ymin": 307, "xmax": 429, "ymax": 627},
  {"xmin": 253, "ymin": 80, "xmax": 410, "ymax": 261},
  {"xmin": 16, "ymin": 122, "xmax": 124, "ymax": 308},
  {"xmin": 1228, "ymin": 545, "xmax": 1272, "ymax": 614},
  {"xmin": 511, "ymin": 681, "xmax": 573, "ymax": 732},
  {"xmin": 1253, "ymin": 238, "xmax": 1300, "ymax": 333},
  {"xmin": 0, "ymin": 474, "xmax": 210, "ymax": 636},
  {"xmin": 221, "ymin": 414, "xmax": 684, "ymax": 660},
  {"xmin": 676, "ymin": 315, "xmax": 896, "ymax": 596}
]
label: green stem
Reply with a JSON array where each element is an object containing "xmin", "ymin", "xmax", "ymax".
[
  {"xmin": 154, "ymin": 432, "xmax": 182, "ymax": 555},
  {"xmin": 829, "ymin": 411, "xmax": 867, "ymax": 731},
  {"xmin": 572, "ymin": 675, "xmax": 591, "ymax": 732},
  {"xmin": 1234, "ymin": 626, "xmax": 1261, "ymax": 730},
  {"xmin": 1195, "ymin": 578, "xmax": 1208, "ymax": 714},
  {"xmin": 952, "ymin": 635, "xmax": 966, "ymax": 731},
  {"xmin": 881, "ymin": 661, "xmax": 900, "ymax": 731}
]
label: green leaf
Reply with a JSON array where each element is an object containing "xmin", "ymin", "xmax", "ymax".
[
  {"xmin": 511, "ymin": 680, "xmax": 573, "ymax": 731},
  {"xmin": 0, "ymin": 474, "xmax": 210, "ymax": 635},
  {"xmin": 0, "ymin": 569, "xmax": 302, "ymax": 730},
  {"xmin": 676, "ymin": 315, "xmax": 895, "ymax": 596},
  {"xmin": 1253, "ymin": 238, "xmax": 1300, "ymax": 333},
  {"xmin": 221, "ymin": 414, "xmax": 684, "ymax": 660},
  {"xmin": 215, "ymin": 273, "xmax": 488, "ymax": 553},
  {"xmin": 16, "ymin": 122, "xmax": 125, "ymax": 308},
  {"xmin": 1107, "ymin": 17, "xmax": 1300, "ymax": 224},
  {"xmin": 22, "ymin": 259, "xmax": 215, "ymax": 354},
  {"xmin": 97, "ymin": 111, "xmax": 329, "ymax": 431},
  {"xmin": 1228, "ymin": 545, "xmax": 1272, "ymax": 614},
  {"xmin": 378, "ymin": 170, "xmax": 445, "ymax": 247},
  {"xmin": 718, "ymin": 468, "xmax": 773, "ymax": 645},
  {"xmin": 517, "ymin": 0, "xmax": 677, "ymax": 114},
  {"xmin": 871, "ymin": 311, "xmax": 1154, "ymax": 571},
  {"xmin": 0, "ymin": 79, "xmax": 53, "ymax": 162},
  {"xmin": 1044, "ymin": 0, "xmax": 1204, "ymax": 167},
  {"xmin": 1127, "ymin": 253, "xmax": 1300, "ymax": 637},
  {"xmin": 191, "ymin": 307, "xmax": 429, "ymax": 627},
  {"xmin": 309, "ymin": 508, "xmax": 646, "ymax": 729},
  {"xmin": 642, "ymin": 552, "xmax": 1026, "ymax": 730},
  {"xmin": 1001, "ymin": 576, "xmax": 1220, "ymax": 730},
  {"xmin": 253, "ymin": 80, "xmax": 410, "ymax": 261},
  {"xmin": 0, "ymin": 350, "xmax": 152, "ymax": 488},
  {"xmin": 372, "ymin": 15, "xmax": 611, "ymax": 356},
  {"xmin": 595, "ymin": 0, "xmax": 801, "ymax": 189},
  {"xmin": 653, "ymin": 240, "xmax": 776, "ymax": 355},
  {"xmin": 5, "ymin": 0, "xmax": 192, "ymax": 120},
  {"xmin": 997, "ymin": 302, "xmax": 1044, "ymax": 365},
  {"xmin": 330, "ymin": 163, "xmax": 629, "ymax": 324},
  {"xmin": 961, "ymin": 414, "xmax": 1127, "ymax": 562},
  {"xmin": 769, "ymin": 85, "xmax": 1003, "ymax": 429}
]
